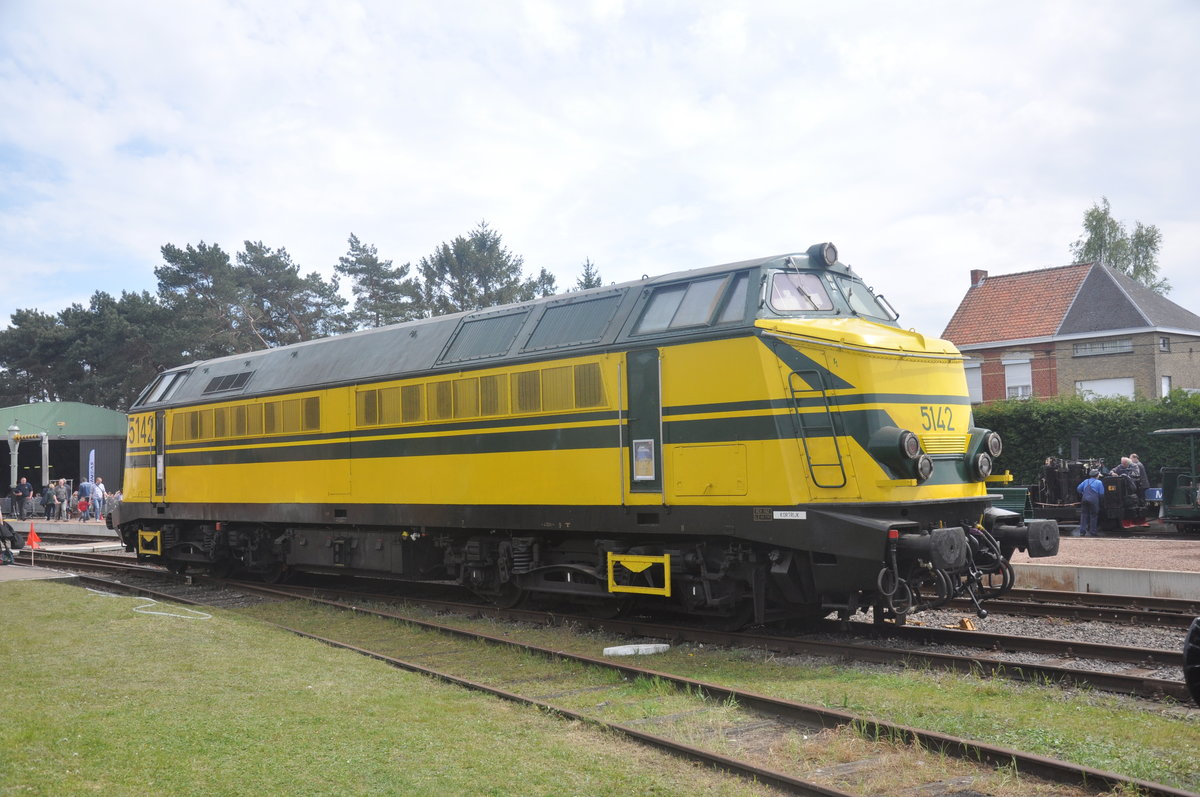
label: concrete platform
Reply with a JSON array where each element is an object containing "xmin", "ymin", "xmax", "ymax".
[
  {"xmin": 0, "ymin": 563, "xmax": 78, "ymax": 583},
  {"xmin": 1013, "ymin": 562, "xmax": 1200, "ymax": 600}
]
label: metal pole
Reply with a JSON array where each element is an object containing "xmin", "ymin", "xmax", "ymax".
[
  {"xmin": 41, "ymin": 432, "xmax": 49, "ymax": 488},
  {"xmin": 6, "ymin": 424, "xmax": 18, "ymax": 494}
]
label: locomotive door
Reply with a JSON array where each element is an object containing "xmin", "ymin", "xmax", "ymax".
[
  {"xmin": 625, "ymin": 349, "xmax": 663, "ymax": 496},
  {"xmin": 153, "ymin": 410, "xmax": 166, "ymax": 500}
]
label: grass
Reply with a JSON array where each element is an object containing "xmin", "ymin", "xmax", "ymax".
[
  {"xmin": 0, "ymin": 582, "xmax": 775, "ymax": 796},
  {"xmin": 250, "ymin": 597, "xmax": 1200, "ymax": 794}
]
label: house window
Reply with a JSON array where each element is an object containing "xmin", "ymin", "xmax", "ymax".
[
  {"xmin": 963, "ymin": 361, "xmax": 982, "ymax": 404},
  {"xmin": 1076, "ymin": 378, "xmax": 1135, "ymax": 399},
  {"xmin": 1162, "ymin": 375, "xmax": 1172, "ymax": 397},
  {"xmin": 1072, "ymin": 338, "xmax": 1132, "ymax": 357},
  {"xmin": 1003, "ymin": 359, "xmax": 1032, "ymax": 399},
  {"xmin": 1160, "ymin": 336, "xmax": 1171, "ymax": 352}
]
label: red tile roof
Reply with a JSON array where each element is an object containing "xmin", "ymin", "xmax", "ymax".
[{"xmin": 941, "ymin": 263, "xmax": 1092, "ymax": 345}]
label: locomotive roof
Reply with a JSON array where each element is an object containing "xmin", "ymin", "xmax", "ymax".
[{"xmin": 133, "ymin": 249, "xmax": 874, "ymax": 409}]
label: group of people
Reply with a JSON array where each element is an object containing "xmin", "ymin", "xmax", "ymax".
[
  {"xmin": 7, "ymin": 476, "xmax": 113, "ymax": 522},
  {"xmin": 1075, "ymin": 453, "xmax": 1149, "ymax": 537}
]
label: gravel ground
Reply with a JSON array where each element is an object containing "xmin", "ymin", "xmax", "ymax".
[
  {"xmin": 810, "ymin": 607, "xmax": 1191, "ymax": 688},
  {"xmin": 1010, "ymin": 533, "xmax": 1200, "ymax": 571}
]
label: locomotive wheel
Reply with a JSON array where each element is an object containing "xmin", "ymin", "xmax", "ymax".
[
  {"xmin": 261, "ymin": 562, "xmax": 289, "ymax": 584},
  {"xmin": 486, "ymin": 583, "xmax": 527, "ymax": 609},
  {"xmin": 207, "ymin": 559, "xmax": 236, "ymax": 579},
  {"xmin": 167, "ymin": 560, "xmax": 188, "ymax": 575}
]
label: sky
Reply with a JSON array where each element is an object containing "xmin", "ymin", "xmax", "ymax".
[{"xmin": 2, "ymin": 1, "xmax": 1198, "ymax": 341}]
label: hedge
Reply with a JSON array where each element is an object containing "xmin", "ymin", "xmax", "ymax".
[{"xmin": 971, "ymin": 390, "xmax": 1200, "ymax": 486}]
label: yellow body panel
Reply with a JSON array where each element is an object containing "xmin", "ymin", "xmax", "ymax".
[{"xmin": 123, "ymin": 321, "xmax": 983, "ymax": 513}]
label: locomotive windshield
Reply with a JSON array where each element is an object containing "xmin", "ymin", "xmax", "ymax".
[
  {"xmin": 833, "ymin": 273, "xmax": 897, "ymax": 323},
  {"xmin": 769, "ymin": 273, "xmax": 834, "ymax": 312}
]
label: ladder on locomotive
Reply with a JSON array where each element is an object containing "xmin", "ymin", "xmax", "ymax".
[{"xmin": 787, "ymin": 369, "xmax": 847, "ymax": 488}]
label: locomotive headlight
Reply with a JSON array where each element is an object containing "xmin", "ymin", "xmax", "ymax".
[
  {"xmin": 984, "ymin": 431, "xmax": 1003, "ymax": 458},
  {"xmin": 975, "ymin": 452, "xmax": 993, "ymax": 480},
  {"xmin": 915, "ymin": 454, "xmax": 934, "ymax": 483},
  {"xmin": 806, "ymin": 242, "xmax": 838, "ymax": 268},
  {"xmin": 868, "ymin": 426, "xmax": 926, "ymax": 478}
]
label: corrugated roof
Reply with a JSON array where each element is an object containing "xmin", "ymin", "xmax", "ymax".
[
  {"xmin": 0, "ymin": 401, "xmax": 127, "ymax": 438},
  {"xmin": 941, "ymin": 263, "xmax": 1091, "ymax": 345}
]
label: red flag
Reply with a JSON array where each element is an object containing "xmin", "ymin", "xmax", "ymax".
[{"xmin": 27, "ymin": 524, "xmax": 41, "ymax": 549}]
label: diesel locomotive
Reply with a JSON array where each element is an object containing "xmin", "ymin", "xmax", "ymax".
[{"xmin": 115, "ymin": 243, "xmax": 1059, "ymax": 625}]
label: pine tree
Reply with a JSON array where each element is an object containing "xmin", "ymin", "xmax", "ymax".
[{"xmin": 334, "ymin": 234, "xmax": 422, "ymax": 328}]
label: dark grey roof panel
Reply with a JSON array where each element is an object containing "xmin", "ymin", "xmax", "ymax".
[
  {"xmin": 1059, "ymin": 268, "xmax": 1147, "ymax": 334},
  {"xmin": 440, "ymin": 310, "xmax": 530, "ymax": 363},
  {"xmin": 523, "ymin": 292, "xmax": 623, "ymax": 352},
  {"xmin": 1059, "ymin": 265, "xmax": 1200, "ymax": 335},
  {"xmin": 135, "ymin": 249, "xmax": 859, "ymax": 409},
  {"xmin": 1108, "ymin": 267, "xmax": 1200, "ymax": 330}
]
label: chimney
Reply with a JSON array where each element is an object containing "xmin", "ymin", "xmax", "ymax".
[{"xmin": 970, "ymin": 269, "xmax": 988, "ymax": 287}]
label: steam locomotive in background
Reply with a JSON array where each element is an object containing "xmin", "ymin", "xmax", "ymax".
[
  {"xmin": 1031, "ymin": 457, "xmax": 1151, "ymax": 532},
  {"xmin": 114, "ymin": 243, "xmax": 1059, "ymax": 626}
]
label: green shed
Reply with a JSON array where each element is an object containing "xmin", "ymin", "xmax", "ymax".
[{"xmin": 2, "ymin": 402, "xmax": 127, "ymax": 500}]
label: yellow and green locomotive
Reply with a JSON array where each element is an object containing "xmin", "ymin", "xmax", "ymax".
[{"xmin": 115, "ymin": 243, "xmax": 1058, "ymax": 624}]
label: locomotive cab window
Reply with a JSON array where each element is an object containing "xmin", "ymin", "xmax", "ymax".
[
  {"xmin": 832, "ymin": 274, "xmax": 895, "ymax": 322},
  {"xmin": 634, "ymin": 274, "xmax": 749, "ymax": 334},
  {"xmin": 768, "ymin": 273, "xmax": 833, "ymax": 313},
  {"xmin": 136, "ymin": 369, "xmax": 192, "ymax": 406}
]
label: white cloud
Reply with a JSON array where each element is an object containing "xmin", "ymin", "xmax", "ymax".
[{"xmin": 1, "ymin": 0, "xmax": 1197, "ymax": 338}]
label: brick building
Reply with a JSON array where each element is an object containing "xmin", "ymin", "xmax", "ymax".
[{"xmin": 942, "ymin": 262, "xmax": 1200, "ymax": 403}]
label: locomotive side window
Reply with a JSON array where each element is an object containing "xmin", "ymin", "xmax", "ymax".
[
  {"xmin": 716, "ymin": 273, "xmax": 749, "ymax": 324},
  {"xmin": 138, "ymin": 369, "xmax": 193, "ymax": 406},
  {"xmin": 671, "ymin": 277, "xmax": 726, "ymax": 327},
  {"xmin": 636, "ymin": 285, "xmax": 686, "ymax": 333},
  {"xmin": 634, "ymin": 276, "xmax": 734, "ymax": 334},
  {"xmin": 769, "ymin": 273, "xmax": 833, "ymax": 312}
]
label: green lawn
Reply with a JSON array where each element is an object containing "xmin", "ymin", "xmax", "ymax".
[{"xmin": 0, "ymin": 581, "xmax": 772, "ymax": 796}]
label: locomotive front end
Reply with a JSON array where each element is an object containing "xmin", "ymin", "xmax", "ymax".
[{"xmin": 754, "ymin": 246, "xmax": 1060, "ymax": 621}]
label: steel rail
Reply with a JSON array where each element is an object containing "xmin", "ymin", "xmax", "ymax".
[
  {"xmin": 237, "ymin": 581, "xmax": 1195, "ymax": 797},
  {"xmin": 65, "ymin": 572, "xmax": 855, "ymax": 796},
  {"xmin": 212, "ymin": 577, "xmax": 1190, "ymax": 701}
]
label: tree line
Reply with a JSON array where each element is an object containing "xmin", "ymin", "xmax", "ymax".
[{"xmin": 0, "ymin": 222, "xmax": 604, "ymax": 411}]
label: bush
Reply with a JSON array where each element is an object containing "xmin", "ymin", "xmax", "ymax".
[{"xmin": 974, "ymin": 390, "xmax": 1200, "ymax": 485}]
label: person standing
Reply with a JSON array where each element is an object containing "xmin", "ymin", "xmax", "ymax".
[
  {"xmin": 1077, "ymin": 468, "xmax": 1104, "ymax": 537},
  {"xmin": 1129, "ymin": 453, "xmax": 1150, "ymax": 492},
  {"xmin": 91, "ymin": 477, "xmax": 107, "ymax": 521},
  {"xmin": 77, "ymin": 478, "xmax": 93, "ymax": 522},
  {"xmin": 53, "ymin": 479, "xmax": 70, "ymax": 520},
  {"xmin": 41, "ymin": 483, "xmax": 57, "ymax": 520},
  {"xmin": 12, "ymin": 478, "xmax": 33, "ymax": 520}
]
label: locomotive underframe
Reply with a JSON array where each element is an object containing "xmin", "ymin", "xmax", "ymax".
[{"xmin": 115, "ymin": 494, "xmax": 1053, "ymax": 624}]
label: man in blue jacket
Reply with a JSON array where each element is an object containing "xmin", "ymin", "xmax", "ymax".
[{"xmin": 1077, "ymin": 469, "xmax": 1104, "ymax": 537}]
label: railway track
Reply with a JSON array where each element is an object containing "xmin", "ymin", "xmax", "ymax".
[
  {"xmin": 19, "ymin": 549, "xmax": 1191, "ymax": 701},
  {"xmin": 943, "ymin": 588, "xmax": 1198, "ymax": 628},
  {"xmin": 56, "ymin": 566, "xmax": 1194, "ymax": 796}
]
